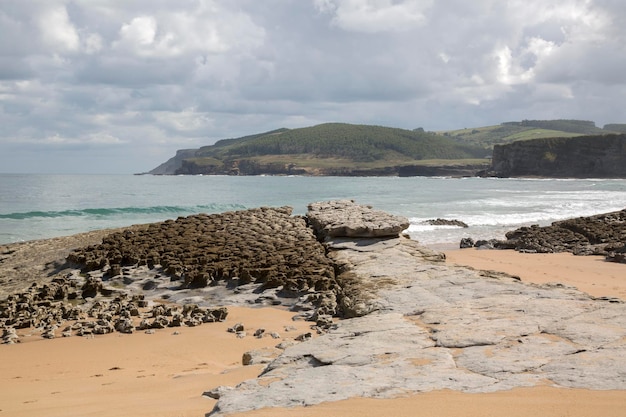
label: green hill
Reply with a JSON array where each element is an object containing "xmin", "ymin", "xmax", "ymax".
[
  {"xmin": 437, "ymin": 119, "xmax": 617, "ymax": 149},
  {"xmin": 148, "ymin": 119, "xmax": 624, "ymax": 176},
  {"xmin": 150, "ymin": 123, "xmax": 490, "ymax": 176},
  {"xmin": 200, "ymin": 123, "xmax": 485, "ymax": 161}
]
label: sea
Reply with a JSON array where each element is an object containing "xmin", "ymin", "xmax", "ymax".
[{"xmin": 1, "ymin": 174, "xmax": 626, "ymax": 249}]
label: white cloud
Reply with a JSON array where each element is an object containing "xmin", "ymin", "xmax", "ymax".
[
  {"xmin": 38, "ymin": 5, "xmax": 80, "ymax": 52},
  {"xmin": 315, "ymin": 0, "xmax": 433, "ymax": 32},
  {"xmin": 118, "ymin": 16, "xmax": 157, "ymax": 48}
]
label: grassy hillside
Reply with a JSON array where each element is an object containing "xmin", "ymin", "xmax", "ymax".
[
  {"xmin": 196, "ymin": 123, "xmax": 488, "ymax": 162},
  {"xmin": 438, "ymin": 119, "xmax": 618, "ymax": 149}
]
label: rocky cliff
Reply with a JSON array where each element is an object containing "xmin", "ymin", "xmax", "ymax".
[
  {"xmin": 487, "ymin": 134, "xmax": 626, "ymax": 178},
  {"xmin": 174, "ymin": 159, "xmax": 488, "ymax": 177}
]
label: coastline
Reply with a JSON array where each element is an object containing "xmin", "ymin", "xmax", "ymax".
[{"xmin": 1, "ymin": 206, "xmax": 625, "ymax": 416}]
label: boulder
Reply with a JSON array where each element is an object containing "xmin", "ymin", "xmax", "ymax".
[{"xmin": 307, "ymin": 200, "xmax": 409, "ymax": 239}]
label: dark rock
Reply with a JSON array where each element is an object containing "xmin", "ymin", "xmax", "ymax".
[
  {"xmin": 426, "ymin": 218, "xmax": 469, "ymax": 228},
  {"xmin": 498, "ymin": 209, "xmax": 626, "ymax": 256},
  {"xmin": 459, "ymin": 238, "xmax": 474, "ymax": 249},
  {"xmin": 66, "ymin": 208, "xmax": 337, "ymax": 315},
  {"xmin": 474, "ymin": 239, "xmax": 501, "ymax": 249},
  {"xmin": 228, "ymin": 323, "xmax": 244, "ymax": 333},
  {"xmin": 81, "ymin": 277, "xmax": 103, "ymax": 298}
]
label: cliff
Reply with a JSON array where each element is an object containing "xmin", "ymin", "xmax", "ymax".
[
  {"xmin": 487, "ymin": 134, "xmax": 626, "ymax": 178},
  {"xmin": 148, "ymin": 149, "xmax": 197, "ymax": 175}
]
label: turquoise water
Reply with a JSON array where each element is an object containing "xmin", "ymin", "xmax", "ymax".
[{"xmin": 1, "ymin": 174, "xmax": 626, "ymax": 247}]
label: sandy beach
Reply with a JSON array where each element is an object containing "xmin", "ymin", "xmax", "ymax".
[
  {"xmin": 445, "ymin": 249, "xmax": 626, "ymax": 300},
  {"xmin": 1, "ymin": 235, "xmax": 625, "ymax": 416},
  {"xmin": 0, "ymin": 306, "xmax": 315, "ymax": 417}
]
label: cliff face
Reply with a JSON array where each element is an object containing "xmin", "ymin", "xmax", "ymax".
[
  {"xmin": 488, "ymin": 134, "xmax": 626, "ymax": 178},
  {"xmin": 174, "ymin": 158, "xmax": 489, "ymax": 177},
  {"xmin": 148, "ymin": 149, "xmax": 197, "ymax": 175}
]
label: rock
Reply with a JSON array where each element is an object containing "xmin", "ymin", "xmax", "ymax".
[
  {"xmin": 2, "ymin": 327, "xmax": 19, "ymax": 344},
  {"xmin": 474, "ymin": 239, "xmax": 499, "ymax": 249},
  {"xmin": 151, "ymin": 316, "xmax": 169, "ymax": 329},
  {"xmin": 203, "ymin": 386, "xmax": 233, "ymax": 400},
  {"xmin": 203, "ymin": 307, "xmax": 228, "ymax": 323},
  {"xmin": 42, "ymin": 327, "xmax": 56, "ymax": 339},
  {"xmin": 295, "ymin": 332, "xmax": 312, "ymax": 342},
  {"xmin": 496, "ymin": 209, "xmax": 626, "ymax": 255},
  {"xmin": 81, "ymin": 277, "xmax": 103, "ymax": 298},
  {"xmin": 606, "ymin": 244, "xmax": 626, "ymax": 264},
  {"xmin": 426, "ymin": 218, "xmax": 469, "ymax": 228},
  {"xmin": 66, "ymin": 208, "xmax": 337, "ymax": 317},
  {"xmin": 115, "ymin": 317, "xmax": 135, "ymax": 334},
  {"xmin": 307, "ymin": 200, "xmax": 409, "ymax": 239},
  {"xmin": 459, "ymin": 237, "xmax": 474, "ymax": 248},
  {"xmin": 227, "ymin": 323, "xmax": 244, "ymax": 333},
  {"xmin": 242, "ymin": 348, "xmax": 280, "ymax": 365},
  {"xmin": 208, "ymin": 234, "xmax": 626, "ymax": 416}
]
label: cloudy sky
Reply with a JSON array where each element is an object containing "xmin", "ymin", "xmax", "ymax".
[{"xmin": 1, "ymin": 0, "xmax": 625, "ymax": 174}]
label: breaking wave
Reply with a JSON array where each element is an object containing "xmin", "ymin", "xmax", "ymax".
[{"xmin": 0, "ymin": 204, "xmax": 248, "ymax": 220}]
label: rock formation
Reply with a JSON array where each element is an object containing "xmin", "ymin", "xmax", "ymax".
[
  {"xmin": 0, "ymin": 277, "xmax": 229, "ymax": 343},
  {"xmin": 209, "ymin": 204, "xmax": 626, "ymax": 416},
  {"xmin": 486, "ymin": 134, "xmax": 626, "ymax": 178},
  {"xmin": 425, "ymin": 218, "xmax": 469, "ymax": 228},
  {"xmin": 67, "ymin": 207, "xmax": 337, "ymax": 297},
  {"xmin": 471, "ymin": 209, "xmax": 626, "ymax": 262},
  {"xmin": 307, "ymin": 200, "xmax": 409, "ymax": 239}
]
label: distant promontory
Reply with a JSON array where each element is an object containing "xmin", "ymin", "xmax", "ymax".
[{"xmin": 147, "ymin": 120, "xmax": 626, "ymax": 177}]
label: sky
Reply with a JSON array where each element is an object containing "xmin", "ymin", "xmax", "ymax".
[{"xmin": 1, "ymin": 0, "xmax": 625, "ymax": 174}]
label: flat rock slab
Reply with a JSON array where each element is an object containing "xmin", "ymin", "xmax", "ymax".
[
  {"xmin": 307, "ymin": 200, "xmax": 410, "ymax": 238},
  {"xmin": 210, "ymin": 237, "xmax": 626, "ymax": 416}
]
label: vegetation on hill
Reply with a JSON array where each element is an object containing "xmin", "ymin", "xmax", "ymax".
[
  {"xmin": 604, "ymin": 124, "xmax": 626, "ymax": 133},
  {"xmin": 195, "ymin": 123, "xmax": 487, "ymax": 162},
  {"xmin": 438, "ymin": 119, "xmax": 619, "ymax": 149},
  {"xmin": 148, "ymin": 119, "xmax": 625, "ymax": 176}
]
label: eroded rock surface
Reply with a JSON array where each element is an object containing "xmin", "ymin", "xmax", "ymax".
[
  {"xmin": 488, "ymin": 209, "xmax": 626, "ymax": 261},
  {"xmin": 68, "ymin": 207, "xmax": 336, "ymax": 293},
  {"xmin": 210, "ymin": 207, "xmax": 626, "ymax": 416}
]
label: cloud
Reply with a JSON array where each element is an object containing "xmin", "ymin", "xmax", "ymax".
[
  {"xmin": 0, "ymin": 0, "xmax": 624, "ymax": 173},
  {"xmin": 38, "ymin": 5, "xmax": 80, "ymax": 52},
  {"xmin": 314, "ymin": 0, "xmax": 434, "ymax": 32}
]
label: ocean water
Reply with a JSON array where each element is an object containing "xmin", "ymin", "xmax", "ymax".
[{"xmin": 1, "ymin": 174, "xmax": 626, "ymax": 248}]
